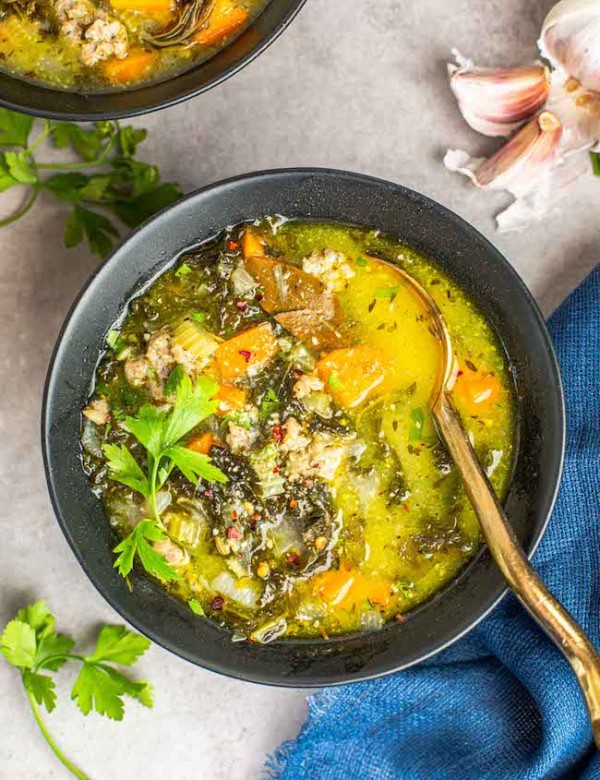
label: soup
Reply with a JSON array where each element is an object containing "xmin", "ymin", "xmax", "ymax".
[
  {"xmin": 0, "ymin": 0, "xmax": 267, "ymax": 91},
  {"xmin": 81, "ymin": 219, "xmax": 516, "ymax": 643}
]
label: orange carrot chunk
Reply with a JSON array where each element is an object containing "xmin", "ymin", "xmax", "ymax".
[
  {"xmin": 195, "ymin": 0, "xmax": 249, "ymax": 46},
  {"xmin": 242, "ymin": 229, "xmax": 266, "ymax": 260},
  {"xmin": 453, "ymin": 363, "xmax": 501, "ymax": 415},
  {"xmin": 187, "ymin": 432, "xmax": 221, "ymax": 454},
  {"xmin": 213, "ymin": 323, "xmax": 278, "ymax": 382},
  {"xmin": 103, "ymin": 50, "xmax": 157, "ymax": 85},
  {"xmin": 215, "ymin": 383, "xmax": 249, "ymax": 413},
  {"xmin": 110, "ymin": 0, "xmax": 172, "ymax": 14},
  {"xmin": 317, "ymin": 345, "xmax": 387, "ymax": 408},
  {"xmin": 313, "ymin": 569, "xmax": 391, "ymax": 610}
]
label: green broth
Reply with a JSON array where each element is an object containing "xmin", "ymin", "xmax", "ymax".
[{"xmin": 81, "ymin": 219, "xmax": 516, "ymax": 643}]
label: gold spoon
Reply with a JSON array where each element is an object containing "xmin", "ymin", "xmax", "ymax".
[{"xmin": 371, "ymin": 256, "xmax": 600, "ymax": 746}]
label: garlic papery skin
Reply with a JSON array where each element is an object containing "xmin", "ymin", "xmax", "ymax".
[
  {"xmin": 539, "ymin": 0, "xmax": 600, "ymax": 92},
  {"xmin": 449, "ymin": 53, "xmax": 550, "ymax": 137},
  {"xmin": 445, "ymin": 111, "xmax": 563, "ymax": 190}
]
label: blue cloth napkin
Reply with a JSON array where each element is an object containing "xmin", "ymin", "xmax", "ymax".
[{"xmin": 267, "ymin": 266, "xmax": 600, "ymax": 780}]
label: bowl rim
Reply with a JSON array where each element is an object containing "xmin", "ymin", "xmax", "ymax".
[
  {"xmin": 0, "ymin": 0, "xmax": 307, "ymax": 121},
  {"xmin": 42, "ymin": 167, "xmax": 566, "ymax": 687}
]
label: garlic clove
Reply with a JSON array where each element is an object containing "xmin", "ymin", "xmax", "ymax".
[
  {"xmin": 539, "ymin": 0, "xmax": 600, "ymax": 92},
  {"xmin": 545, "ymin": 68, "xmax": 600, "ymax": 153},
  {"xmin": 455, "ymin": 111, "xmax": 562, "ymax": 190},
  {"xmin": 449, "ymin": 52, "xmax": 551, "ymax": 137}
]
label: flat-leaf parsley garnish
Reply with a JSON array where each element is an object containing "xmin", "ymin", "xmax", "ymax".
[
  {"xmin": 0, "ymin": 600, "xmax": 153, "ymax": 780},
  {"xmin": 103, "ymin": 371, "xmax": 228, "ymax": 582}
]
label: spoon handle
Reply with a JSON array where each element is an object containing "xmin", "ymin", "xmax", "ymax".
[{"xmin": 434, "ymin": 392, "xmax": 600, "ymax": 747}]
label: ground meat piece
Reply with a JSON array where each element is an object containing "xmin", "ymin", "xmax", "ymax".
[
  {"xmin": 293, "ymin": 373, "xmax": 324, "ymax": 399},
  {"xmin": 280, "ymin": 418, "xmax": 312, "ymax": 453},
  {"xmin": 124, "ymin": 357, "xmax": 148, "ymax": 387},
  {"xmin": 81, "ymin": 18, "xmax": 128, "ymax": 66},
  {"xmin": 171, "ymin": 344, "xmax": 198, "ymax": 375},
  {"xmin": 302, "ymin": 249, "xmax": 355, "ymax": 292},
  {"xmin": 82, "ymin": 398, "xmax": 110, "ymax": 426},
  {"xmin": 55, "ymin": 0, "xmax": 95, "ymax": 26},
  {"xmin": 146, "ymin": 330, "xmax": 175, "ymax": 378},
  {"xmin": 153, "ymin": 540, "xmax": 189, "ymax": 568},
  {"xmin": 285, "ymin": 431, "xmax": 347, "ymax": 482},
  {"xmin": 226, "ymin": 421, "xmax": 258, "ymax": 455}
]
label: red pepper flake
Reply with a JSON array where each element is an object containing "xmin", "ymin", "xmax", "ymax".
[
  {"xmin": 304, "ymin": 479, "xmax": 314, "ymax": 488},
  {"xmin": 227, "ymin": 526, "xmax": 242, "ymax": 540},
  {"xmin": 457, "ymin": 370, "xmax": 464, "ymax": 377},
  {"xmin": 235, "ymin": 301, "xmax": 248, "ymax": 312},
  {"xmin": 251, "ymin": 513, "xmax": 260, "ymax": 522},
  {"xmin": 395, "ymin": 613, "xmax": 407, "ymax": 623},
  {"xmin": 211, "ymin": 596, "xmax": 225, "ymax": 611},
  {"xmin": 231, "ymin": 509, "xmax": 238, "ymax": 520},
  {"xmin": 239, "ymin": 349, "xmax": 252, "ymax": 363},
  {"xmin": 402, "ymin": 503, "xmax": 410, "ymax": 513},
  {"xmin": 228, "ymin": 240, "xmax": 239, "ymax": 251},
  {"xmin": 289, "ymin": 499, "xmax": 298, "ymax": 510},
  {"xmin": 273, "ymin": 465, "xmax": 281, "ymax": 473},
  {"xmin": 204, "ymin": 489, "xmax": 213, "ymax": 499},
  {"xmin": 254, "ymin": 292, "xmax": 263, "ymax": 302},
  {"xmin": 273, "ymin": 424, "xmax": 283, "ymax": 442},
  {"xmin": 286, "ymin": 553, "xmax": 301, "ymax": 565}
]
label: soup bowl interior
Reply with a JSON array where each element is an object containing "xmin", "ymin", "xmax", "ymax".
[
  {"xmin": 43, "ymin": 168, "xmax": 565, "ymax": 686},
  {"xmin": 0, "ymin": 0, "xmax": 306, "ymax": 120}
]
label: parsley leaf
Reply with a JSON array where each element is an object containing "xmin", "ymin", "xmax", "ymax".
[
  {"xmin": 64, "ymin": 204, "xmax": 119, "ymax": 258},
  {"xmin": 175, "ymin": 262, "xmax": 192, "ymax": 278},
  {"xmin": 103, "ymin": 443, "xmax": 150, "ymax": 497},
  {"xmin": 4, "ymin": 151, "xmax": 37, "ymax": 184},
  {"xmin": 165, "ymin": 445, "xmax": 229, "ymax": 484},
  {"xmin": 23, "ymin": 671, "xmax": 58, "ymax": 713},
  {"xmin": 71, "ymin": 662, "xmax": 152, "ymax": 720},
  {"xmin": 87, "ymin": 625, "xmax": 151, "ymax": 666},
  {"xmin": 113, "ymin": 518, "xmax": 181, "ymax": 581},
  {"xmin": 0, "ymin": 109, "xmax": 33, "ymax": 147},
  {"xmin": 0, "ymin": 620, "xmax": 37, "ymax": 668}
]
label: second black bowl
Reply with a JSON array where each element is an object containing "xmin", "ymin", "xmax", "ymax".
[
  {"xmin": 0, "ymin": 0, "xmax": 306, "ymax": 120},
  {"xmin": 43, "ymin": 168, "xmax": 565, "ymax": 686}
]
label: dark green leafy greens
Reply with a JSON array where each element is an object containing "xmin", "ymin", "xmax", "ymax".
[
  {"xmin": 0, "ymin": 600, "xmax": 152, "ymax": 780},
  {"xmin": 0, "ymin": 108, "xmax": 182, "ymax": 257},
  {"xmin": 104, "ymin": 371, "xmax": 228, "ymax": 582}
]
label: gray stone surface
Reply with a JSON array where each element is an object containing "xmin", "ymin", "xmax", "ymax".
[{"xmin": 0, "ymin": 0, "xmax": 598, "ymax": 777}]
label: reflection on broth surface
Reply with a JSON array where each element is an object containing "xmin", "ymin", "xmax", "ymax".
[
  {"xmin": 81, "ymin": 219, "xmax": 516, "ymax": 643},
  {"xmin": 0, "ymin": 0, "xmax": 268, "ymax": 91}
]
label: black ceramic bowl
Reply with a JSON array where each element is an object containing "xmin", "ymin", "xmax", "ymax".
[
  {"xmin": 43, "ymin": 168, "xmax": 565, "ymax": 686},
  {"xmin": 0, "ymin": 0, "xmax": 306, "ymax": 120}
]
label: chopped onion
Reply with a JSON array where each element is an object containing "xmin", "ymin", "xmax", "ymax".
[
  {"xmin": 231, "ymin": 265, "xmax": 257, "ymax": 295},
  {"xmin": 211, "ymin": 572, "xmax": 261, "ymax": 609},
  {"xmin": 250, "ymin": 617, "xmax": 287, "ymax": 644},
  {"xmin": 81, "ymin": 419, "xmax": 103, "ymax": 458},
  {"xmin": 360, "ymin": 610, "xmax": 384, "ymax": 632}
]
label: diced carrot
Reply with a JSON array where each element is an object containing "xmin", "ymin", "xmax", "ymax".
[
  {"xmin": 110, "ymin": 0, "xmax": 172, "ymax": 14},
  {"xmin": 215, "ymin": 383, "xmax": 248, "ymax": 414},
  {"xmin": 313, "ymin": 568, "xmax": 391, "ymax": 610},
  {"xmin": 317, "ymin": 345, "xmax": 387, "ymax": 408},
  {"xmin": 102, "ymin": 50, "xmax": 157, "ymax": 85},
  {"xmin": 242, "ymin": 229, "xmax": 266, "ymax": 260},
  {"xmin": 454, "ymin": 364, "xmax": 501, "ymax": 415},
  {"xmin": 213, "ymin": 323, "xmax": 278, "ymax": 381},
  {"xmin": 195, "ymin": 0, "xmax": 249, "ymax": 46},
  {"xmin": 187, "ymin": 432, "xmax": 221, "ymax": 454}
]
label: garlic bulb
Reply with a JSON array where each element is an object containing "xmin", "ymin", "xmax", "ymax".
[
  {"xmin": 449, "ymin": 52, "xmax": 550, "ymax": 137},
  {"xmin": 539, "ymin": 0, "xmax": 600, "ymax": 92},
  {"xmin": 445, "ymin": 0, "xmax": 600, "ymax": 231}
]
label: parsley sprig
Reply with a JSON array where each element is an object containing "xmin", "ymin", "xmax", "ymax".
[
  {"xmin": 0, "ymin": 108, "xmax": 181, "ymax": 257},
  {"xmin": 0, "ymin": 600, "xmax": 153, "ymax": 780},
  {"xmin": 103, "ymin": 368, "xmax": 228, "ymax": 582}
]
